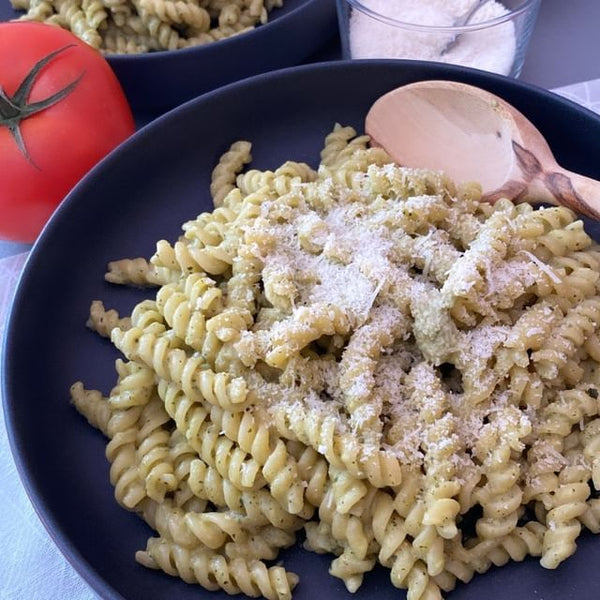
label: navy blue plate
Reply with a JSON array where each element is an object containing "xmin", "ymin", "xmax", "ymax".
[
  {"xmin": 0, "ymin": 0, "xmax": 337, "ymax": 112},
  {"xmin": 3, "ymin": 60, "xmax": 600, "ymax": 600}
]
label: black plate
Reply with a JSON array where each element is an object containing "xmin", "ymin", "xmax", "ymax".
[
  {"xmin": 3, "ymin": 60, "xmax": 600, "ymax": 600},
  {"xmin": 0, "ymin": 0, "xmax": 337, "ymax": 112}
]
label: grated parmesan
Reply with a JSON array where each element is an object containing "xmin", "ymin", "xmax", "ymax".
[{"xmin": 347, "ymin": 0, "xmax": 517, "ymax": 76}]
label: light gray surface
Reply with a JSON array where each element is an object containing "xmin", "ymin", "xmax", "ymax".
[
  {"xmin": 0, "ymin": 241, "xmax": 31, "ymax": 259},
  {"xmin": 520, "ymin": 0, "xmax": 600, "ymax": 88},
  {"xmin": 1, "ymin": 0, "xmax": 599, "ymax": 260}
]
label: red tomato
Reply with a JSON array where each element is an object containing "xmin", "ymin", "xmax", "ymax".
[{"xmin": 0, "ymin": 22, "xmax": 135, "ymax": 242}]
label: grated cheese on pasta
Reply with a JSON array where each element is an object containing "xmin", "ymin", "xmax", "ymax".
[{"xmin": 71, "ymin": 124, "xmax": 600, "ymax": 600}]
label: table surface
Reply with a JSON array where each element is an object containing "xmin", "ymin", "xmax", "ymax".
[{"xmin": 519, "ymin": 0, "xmax": 600, "ymax": 88}]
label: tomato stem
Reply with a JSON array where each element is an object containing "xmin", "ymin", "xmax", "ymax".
[
  {"xmin": 0, "ymin": 88, "xmax": 20, "ymax": 117},
  {"xmin": 0, "ymin": 44, "xmax": 84, "ymax": 164}
]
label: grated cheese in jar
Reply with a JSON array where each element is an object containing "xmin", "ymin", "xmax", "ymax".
[{"xmin": 348, "ymin": 0, "xmax": 517, "ymax": 76}]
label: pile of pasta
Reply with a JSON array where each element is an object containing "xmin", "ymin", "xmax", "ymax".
[
  {"xmin": 71, "ymin": 124, "xmax": 600, "ymax": 600},
  {"xmin": 11, "ymin": 0, "xmax": 283, "ymax": 53}
]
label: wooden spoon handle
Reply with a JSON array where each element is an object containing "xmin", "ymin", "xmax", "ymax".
[
  {"xmin": 508, "ymin": 140, "xmax": 600, "ymax": 220},
  {"xmin": 537, "ymin": 168, "xmax": 600, "ymax": 220}
]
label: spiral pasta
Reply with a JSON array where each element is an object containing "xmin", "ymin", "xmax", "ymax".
[
  {"xmin": 136, "ymin": 537, "xmax": 298, "ymax": 600},
  {"xmin": 73, "ymin": 123, "xmax": 600, "ymax": 600},
  {"xmin": 11, "ymin": 0, "xmax": 284, "ymax": 53}
]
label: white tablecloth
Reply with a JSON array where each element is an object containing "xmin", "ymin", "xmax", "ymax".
[{"xmin": 1, "ymin": 79, "xmax": 600, "ymax": 600}]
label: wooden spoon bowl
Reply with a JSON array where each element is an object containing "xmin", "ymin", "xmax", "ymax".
[{"xmin": 365, "ymin": 80, "xmax": 600, "ymax": 220}]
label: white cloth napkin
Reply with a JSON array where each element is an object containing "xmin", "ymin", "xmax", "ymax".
[
  {"xmin": 1, "ymin": 79, "xmax": 600, "ymax": 600},
  {"xmin": 0, "ymin": 252, "xmax": 98, "ymax": 599},
  {"xmin": 552, "ymin": 78, "xmax": 600, "ymax": 114}
]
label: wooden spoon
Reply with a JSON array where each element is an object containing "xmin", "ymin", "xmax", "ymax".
[{"xmin": 365, "ymin": 80, "xmax": 600, "ymax": 220}]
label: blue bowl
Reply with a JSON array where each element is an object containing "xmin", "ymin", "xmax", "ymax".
[
  {"xmin": 0, "ymin": 0, "xmax": 338, "ymax": 112},
  {"xmin": 3, "ymin": 60, "xmax": 600, "ymax": 600}
]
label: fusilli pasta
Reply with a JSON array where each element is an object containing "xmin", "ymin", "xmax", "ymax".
[
  {"xmin": 72, "ymin": 124, "xmax": 600, "ymax": 600},
  {"xmin": 11, "ymin": 0, "xmax": 284, "ymax": 53}
]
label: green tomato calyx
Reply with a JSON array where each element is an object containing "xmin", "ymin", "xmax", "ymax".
[{"xmin": 0, "ymin": 44, "xmax": 84, "ymax": 165}]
